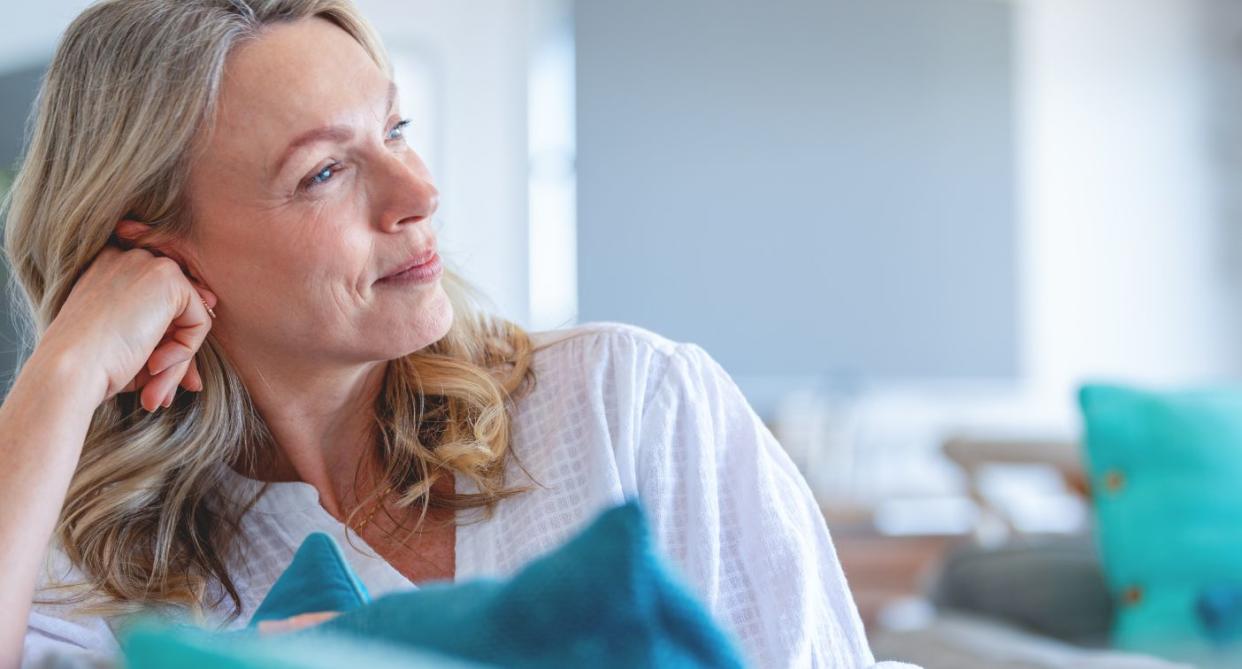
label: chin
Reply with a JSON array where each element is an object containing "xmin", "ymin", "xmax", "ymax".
[
  {"xmin": 363, "ymin": 285, "xmax": 454, "ymax": 359},
  {"xmin": 406, "ymin": 292, "xmax": 455, "ymax": 352}
]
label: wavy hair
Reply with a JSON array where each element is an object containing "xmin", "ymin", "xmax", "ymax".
[{"xmin": 0, "ymin": 0, "xmax": 537, "ymax": 621}]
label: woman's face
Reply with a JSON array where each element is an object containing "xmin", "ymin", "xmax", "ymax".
[{"xmin": 180, "ymin": 17, "xmax": 451, "ymax": 367}]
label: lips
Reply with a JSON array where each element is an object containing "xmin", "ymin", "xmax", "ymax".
[{"xmin": 380, "ymin": 248, "xmax": 438, "ymax": 281}]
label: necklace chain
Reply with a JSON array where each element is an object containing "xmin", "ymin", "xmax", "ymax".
[{"xmin": 351, "ymin": 484, "xmax": 393, "ymax": 533}]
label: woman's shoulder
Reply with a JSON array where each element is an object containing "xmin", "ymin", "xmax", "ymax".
[
  {"xmin": 528, "ymin": 320, "xmax": 683, "ymax": 358},
  {"xmin": 520, "ymin": 321, "xmax": 737, "ymax": 423},
  {"xmin": 522, "ymin": 321, "xmax": 692, "ymax": 410},
  {"xmin": 526, "ymin": 321, "xmax": 728, "ymax": 387}
]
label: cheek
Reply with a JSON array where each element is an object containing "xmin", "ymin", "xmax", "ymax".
[{"xmin": 213, "ymin": 207, "xmax": 371, "ymax": 320}]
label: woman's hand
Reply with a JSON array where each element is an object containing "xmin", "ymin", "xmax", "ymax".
[
  {"xmin": 256, "ymin": 611, "xmax": 340, "ymax": 635},
  {"xmin": 0, "ymin": 222, "xmax": 220, "ymax": 666},
  {"xmin": 39, "ymin": 224, "xmax": 218, "ymax": 412}
]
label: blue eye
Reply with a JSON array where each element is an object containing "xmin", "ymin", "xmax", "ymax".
[
  {"xmin": 387, "ymin": 118, "xmax": 412, "ymax": 142},
  {"xmin": 304, "ymin": 162, "xmax": 341, "ymax": 190}
]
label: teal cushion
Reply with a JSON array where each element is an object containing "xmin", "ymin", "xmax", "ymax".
[
  {"xmin": 249, "ymin": 532, "xmax": 371, "ymax": 627},
  {"xmin": 1198, "ymin": 585, "xmax": 1242, "ymax": 644},
  {"xmin": 123, "ymin": 623, "xmax": 489, "ymax": 669},
  {"xmin": 121, "ymin": 500, "xmax": 747, "ymax": 669},
  {"xmin": 311, "ymin": 500, "xmax": 745, "ymax": 668},
  {"xmin": 1079, "ymin": 383, "xmax": 1242, "ymax": 661}
]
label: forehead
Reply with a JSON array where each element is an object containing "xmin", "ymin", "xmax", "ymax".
[{"xmin": 206, "ymin": 17, "xmax": 388, "ymax": 169}]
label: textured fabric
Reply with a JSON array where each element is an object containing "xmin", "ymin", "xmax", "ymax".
[
  {"xmin": 24, "ymin": 321, "xmax": 906, "ymax": 668},
  {"xmin": 1079, "ymin": 383, "xmax": 1242, "ymax": 665},
  {"xmin": 307, "ymin": 500, "xmax": 745, "ymax": 667},
  {"xmin": 248, "ymin": 532, "xmax": 371, "ymax": 627},
  {"xmin": 1198, "ymin": 585, "xmax": 1242, "ymax": 644},
  {"xmin": 131, "ymin": 501, "xmax": 747, "ymax": 668},
  {"xmin": 122, "ymin": 623, "xmax": 489, "ymax": 669}
]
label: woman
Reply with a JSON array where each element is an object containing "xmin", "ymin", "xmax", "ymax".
[{"xmin": 0, "ymin": 1, "xmax": 903, "ymax": 667}]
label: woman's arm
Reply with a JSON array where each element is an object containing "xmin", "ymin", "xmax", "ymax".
[
  {"xmin": 0, "ymin": 241, "xmax": 218, "ymax": 669},
  {"xmin": 0, "ymin": 346, "xmax": 105, "ymax": 669},
  {"xmin": 636, "ymin": 342, "xmax": 915, "ymax": 668}
]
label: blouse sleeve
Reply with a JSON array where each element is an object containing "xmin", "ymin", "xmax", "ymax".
[
  {"xmin": 23, "ymin": 614, "xmax": 116, "ymax": 669},
  {"xmin": 21, "ymin": 547, "xmax": 119, "ymax": 668},
  {"xmin": 634, "ymin": 342, "xmax": 916, "ymax": 669}
]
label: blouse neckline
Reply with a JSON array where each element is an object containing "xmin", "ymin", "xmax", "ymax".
[{"xmin": 214, "ymin": 461, "xmax": 482, "ymax": 591}]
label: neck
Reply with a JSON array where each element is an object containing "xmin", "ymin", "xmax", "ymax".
[{"xmin": 226, "ymin": 344, "xmax": 390, "ymax": 519}]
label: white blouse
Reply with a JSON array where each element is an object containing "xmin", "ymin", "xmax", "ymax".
[{"xmin": 23, "ymin": 321, "xmax": 914, "ymax": 669}]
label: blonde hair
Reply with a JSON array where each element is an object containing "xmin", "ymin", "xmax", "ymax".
[{"xmin": 1, "ymin": 0, "xmax": 537, "ymax": 620}]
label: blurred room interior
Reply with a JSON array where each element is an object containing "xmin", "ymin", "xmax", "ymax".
[{"xmin": 5, "ymin": 0, "xmax": 1242, "ymax": 667}]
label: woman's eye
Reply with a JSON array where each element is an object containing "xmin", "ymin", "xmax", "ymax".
[
  {"xmin": 303, "ymin": 162, "xmax": 341, "ymax": 191},
  {"xmin": 387, "ymin": 118, "xmax": 412, "ymax": 142},
  {"xmin": 298, "ymin": 120, "xmax": 410, "ymax": 194}
]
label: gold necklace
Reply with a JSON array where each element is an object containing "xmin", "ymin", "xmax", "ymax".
[{"xmin": 351, "ymin": 484, "xmax": 393, "ymax": 533}]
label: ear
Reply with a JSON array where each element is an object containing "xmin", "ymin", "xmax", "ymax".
[{"xmin": 114, "ymin": 219, "xmax": 205, "ymax": 284}]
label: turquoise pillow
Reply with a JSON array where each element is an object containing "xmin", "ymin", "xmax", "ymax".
[
  {"xmin": 123, "ymin": 623, "xmax": 489, "ymax": 669},
  {"xmin": 311, "ymin": 500, "xmax": 745, "ymax": 668},
  {"xmin": 122, "ymin": 500, "xmax": 747, "ymax": 669},
  {"xmin": 1079, "ymin": 383, "xmax": 1242, "ymax": 662},
  {"xmin": 1198, "ymin": 585, "xmax": 1242, "ymax": 644},
  {"xmin": 249, "ymin": 532, "xmax": 371, "ymax": 627}
]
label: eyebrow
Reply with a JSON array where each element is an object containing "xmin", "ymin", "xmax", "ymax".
[{"xmin": 273, "ymin": 80, "xmax": 398, "ymax": 178}]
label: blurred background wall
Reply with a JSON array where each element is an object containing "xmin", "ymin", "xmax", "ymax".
[
  {"xmin": 4, "ymin": 0, "xmax": 1242, "ymax": 638},
  {"xmin": 576, "ymin": 0, "xmax": 1018, "ymax": 395}
]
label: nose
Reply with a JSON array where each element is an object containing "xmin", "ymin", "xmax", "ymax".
[{"xmin": 375, "ymin": 152, "xmax": 439, "ymax": 233}]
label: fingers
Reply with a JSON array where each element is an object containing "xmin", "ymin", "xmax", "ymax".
[
  {"xmin": 257, "ymin": 611, "xmax": 340, "ymax": 635},
  {"xmin": 183, "ymin": 358, "xmax": 203, "ymax": 392},
  {"xmin": 125, "ymin": 330, "xmax": 202, "ymax": 412},
  {"xmin": 129, "ymin": 283, "xmax": 216, "ymax": 413},
  {"xmin": 126, "ymin": 365, "xmax": 186, "ymax": 413},
  {"xmin": 141, "ymin": 369, "xmax": 176, "ymax": 412},
  {"xmin": 141, "ymin": 359, "xmax": 199, "ymax": 410},
  {"xmin": 109, "ymin": 230, "xmax": 219, "ymax": 411},
  {"xmin": 153, "ymin": 284, "xmax": 214, "ymax": 404},
  {"xmin": 120, "ymin": 367, "xmax": 152, "ymax": 394},
  {"xmin": 143, "ymin": 338, "xmax": 208, "ymax": 412},
  {"xmin": 147, "ymin": 338, "xmax": 195, "ymax": 377}
]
